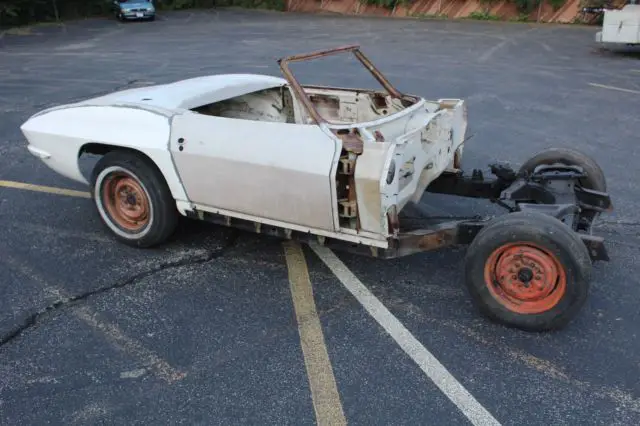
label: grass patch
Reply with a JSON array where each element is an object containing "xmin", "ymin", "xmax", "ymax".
[
  {"xmin": 467, "ymin": 10, "xmax": 501, "ymax": 21},
  {"xmin": 410, "ymin": 12, "xmax": 448, "ymax": 20}
]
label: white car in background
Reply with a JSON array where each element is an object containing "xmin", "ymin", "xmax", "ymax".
[
  {"xmin": 112, "ymin": 0, "xmax": 156, "ymax": 21},
  {"xmin": 20, "ymin": 45, "xmax": 613, "ymax": 332}
]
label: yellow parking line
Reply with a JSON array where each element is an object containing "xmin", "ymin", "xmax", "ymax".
[
  {"xmin": 588, "ymin": 82, "xmax": 640, "ymax": 95},
  {"xmin": 0, "ymin": 180, "xmax": 91, "ymax": 198},
  {"xmin": 2, "ymin": 179, "xmax": 346, "ymax": 397},
  {"xmin": 283, "ymin": 241, "xmax": 346, "ymax": 426}
]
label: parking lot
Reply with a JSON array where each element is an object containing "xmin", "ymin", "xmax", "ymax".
[{"xmin": 1, "ymin": 8, "xmax": 639, "ymax": 425}]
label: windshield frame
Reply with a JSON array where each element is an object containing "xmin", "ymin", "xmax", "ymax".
[{"xmin": 277, "ymin": 45, "xmax": 414, "ymax": 125}]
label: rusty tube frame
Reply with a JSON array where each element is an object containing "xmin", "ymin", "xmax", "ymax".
[{"xmin": 277, "ymin": 44, "xmax": 404, "ymax": 125}]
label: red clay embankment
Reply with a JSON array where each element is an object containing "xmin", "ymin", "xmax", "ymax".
[{"xmin": 285, "ymin": 0, "xmax": 610, "ymax": 24}]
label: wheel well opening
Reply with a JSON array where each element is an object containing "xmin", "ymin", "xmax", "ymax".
[
  {"xmin": 80, "ymin": 142, "xmax": 117, "ymax": 157},
  {"xmin": 78, "ymin": 143, "xmax": 166, "ymax": 186}
]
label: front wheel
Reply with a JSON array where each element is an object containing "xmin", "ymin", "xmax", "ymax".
[
  {"xmin": 90, "ymin": 150, "xmax": 179, "ymax": 248},
  {"xmin": 464, "ymin": 211, "xmax": 592, "ymax": 331}
]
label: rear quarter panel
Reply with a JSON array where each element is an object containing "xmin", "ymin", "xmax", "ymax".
[{"xmin": 20, "ymin": 105, "xmax": 187, "ymax": 201}]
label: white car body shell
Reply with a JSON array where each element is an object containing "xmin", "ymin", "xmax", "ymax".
[
  {"xmin": 596, "ymin": 5, "xmax": 640, "ymax": 45},
  {"xmin": 21, "ymin": 66, "xmax": 467, "ymax": 249}
]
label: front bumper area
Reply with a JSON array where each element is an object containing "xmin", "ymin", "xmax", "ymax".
[
  {"xmin": 121, "ymin": 10, "xmax": 155, "ymax": 19},
  {"xmin": 27, "ymin": 144, "xmax": 51, "ymax": 160}
]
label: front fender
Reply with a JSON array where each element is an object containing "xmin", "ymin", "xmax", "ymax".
[{"xmin": 20, "ymin": 105, "xmax": 189, "ymax": 203}]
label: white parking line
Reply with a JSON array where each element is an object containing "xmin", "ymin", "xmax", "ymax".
[
  {"xmin": 309, "ymin": 242, "xmax": 501, "ymax": 426},
  {"xmin": 588, "ymin": 82, "xmax": 640, "ymax": 95}
]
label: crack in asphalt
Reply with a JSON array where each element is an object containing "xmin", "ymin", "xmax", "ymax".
[{"xmin": 0, "ymin": 231, "xmax": 239, "ymax": 348}]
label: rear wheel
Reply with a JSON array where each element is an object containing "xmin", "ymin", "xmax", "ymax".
[
  {"xmin": 90, "ymin": 150, "xmax": 178, "ymax": 248},
  {"xmin": 518, "ymin": 147, "xmax": 607, "ymax": 231},
  {"xmin": 519, "ymin": 147, "xmax": 606, "ymax": 192},
  {"xmin": 464, "ymin": 211, "xmax": 592, "ymax": 331}
]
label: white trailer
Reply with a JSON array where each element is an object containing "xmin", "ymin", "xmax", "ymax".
[{"xmin": 596, "ymin": 2, "xmax": 640, "ymax": 45}]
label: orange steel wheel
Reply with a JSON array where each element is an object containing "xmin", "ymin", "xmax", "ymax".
[
  {"xmin": 102, "ymin": 172, "xmax": 151, "ymax": 232},
  {"xmin": 483, "ymin": 242, "xmax": 567, "ymax": 314}
]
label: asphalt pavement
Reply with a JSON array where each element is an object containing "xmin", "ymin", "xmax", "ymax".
[{"xmin": 0, "ymin": 8, "xmax": 639, "ymax": 425}]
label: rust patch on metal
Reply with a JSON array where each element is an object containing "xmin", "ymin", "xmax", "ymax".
[
  {"xmin": 386, "ymin": 205, "xmax": 399, "ymax": 236},
  {"xmin": 371, "ymin": 93, "xmax": 388, "ymax": 109},
  {"xmin": 336, "ymin": 147, "xmax": 360, "ymax": 229},
  {"xmin": 334, "ymin": 129, "xmax": 363, "ymax": 154},
  {"xmin": 394, "ymin": 225, "xmax": 459, "ymax": 257},
  {"xmin": 338, "ymin": 157, "xmax": 355, "ymax": 175},
  {"xmin": 454, "ymin": 148, "xmax": 462, "ymax": 169},
  {"xmin": 352, "ymin": 49, "xmax": 403, "ymax": 99},
  {"xmin": 102, "ymin": 173, "xmax": 150, "ymax": 232},
  {"xmin": 484, "ymin": 242, "xmax": 567, "ymax": 314},
  {"xmin": 346, "ymin": 171, "xmax": 360, "ymax": 230},
  {"xmin": 417, "ymin": 230, "xmax": 456, "ymax": 251}
]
